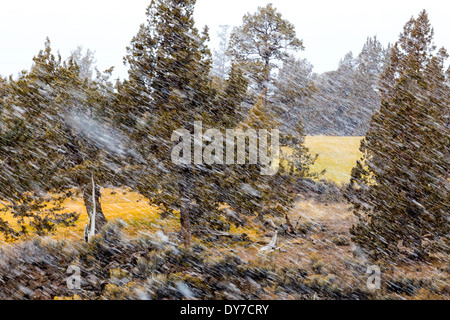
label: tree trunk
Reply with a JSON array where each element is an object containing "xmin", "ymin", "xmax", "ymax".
[
  {"xmin": 180, "ymin": 202, "xmax": 192, "ymax": 248},
  {"xmin": 82, "ymin": 180, "xmax": 107, "ymax": 242},
  {"xmin": 178, "ymin": 172, "xmax": 192, "ymax": 248},
  {"xmin": 407, "ymin": 205, "xmax": 427, "ymax": 261},
  {"xmin": 263, "ymin": 58, "xmax": 270, "ymax": 102}
]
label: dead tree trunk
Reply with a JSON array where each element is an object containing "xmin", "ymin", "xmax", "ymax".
[{"xmin": 82, "ymin": 178, "xmax": 107, "ymax": 242}]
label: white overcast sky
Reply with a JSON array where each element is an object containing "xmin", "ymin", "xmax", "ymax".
[{"xmin": 0, "ymin": 0, "xmax": 448, "ymax": 79}]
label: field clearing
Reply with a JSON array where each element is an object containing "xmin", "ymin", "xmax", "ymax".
[
  {"xmin": 0, "ymin": 136, "xmax": 363, "ymax": 243},
  {"xmin": 54, "ymin": 189, "xmax": 164, "ymax": 241},
  {"xmin": 305, "ymin": 136, "xmax": 363, "ymax": 184},
  {"xmin": 0, "ymin": 189, "xmax": 179, "ymax": 243}
]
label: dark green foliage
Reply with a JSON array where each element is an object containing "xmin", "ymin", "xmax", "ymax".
[
  {"xmin": 118, "ymin": 0, "xmax": 222, "ymax": 247},
  {"xmin": 211, "ymin": 62, "xmax": 249, "ymax": 128},
  {"xmin": 347, "ymin": 11, "xmax": 450, "ymax": 261},
  {"xmin": 118, "ymin": 0, "xmax": 316, "ymax": 246},
  {"xmin": 0, "ymin": 39, "xmax": 117, "ymax": 240},
  {"xmin": 279, "ymin": 120, "xmax": 320, "ymax": 179},
  {"xmin": 306, "ymin": 38, "xmax": 388, "ymax": 136}
]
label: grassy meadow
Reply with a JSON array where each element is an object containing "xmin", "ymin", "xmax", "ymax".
[
  {"xmin": 304, "ymin": 136, "xmax": 363, "ymax": 184},
  {"xmin": 0, "ymin": 136, "xmax": 364, "ymax": 242}
]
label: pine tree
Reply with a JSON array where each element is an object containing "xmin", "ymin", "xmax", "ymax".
[
  {"xmin": 347, "ymin": 11, "xmax": 450, "ymax": 260},
  {"xmin": 279, "ymin": 120, "xmax": 320, "ymax": 179},
  {"xmin": 0, "ymin": 76, "xmax": 6, "ymax": 99},
  {"xmin": 352, "ymin": 36, "xmax": 388, "ymax": 134},
  {"xmin": 227, "ymin": 3, "xmax": 303, "ymax": 94},
  {"xmin": 70, "ymin": 46, "xmax": 97, "ymax": 80},
  {"xmin": 302, "ymin": 38, "xmax": 388, "ymax": 136},
  {"xmin": 118, "ymin": 0, "xmax": 319, "ymax": 245},
  {"xmin": 240, "ymin": 89, "xmax": 279, "ymax": 130}
]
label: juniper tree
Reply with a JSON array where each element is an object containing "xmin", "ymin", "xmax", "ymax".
[
  {"xmin": 271, "ymin": 56, "xmax": 320, "ymax": 179},
  {"xmin": 0, "ymin": 39, "xmax": 120, "ymax": 241},
  {"xmin": 347, "ymin": 11, "xmax": 450, "ymax": 260},
  {"xmin": 118, "ymin": 0, "xmax": 223, "ymax": 247},
  {"xmin": 119, "ymin": 0, "xmax": 318, "ymax": 245},
  {"xmin": 70, "ymin": 46, "xmax": 96, "ymax": 81},
  {"xmin": 273, "ymin": 56, "xmax": 316, "ymax": 135},
  {"xmin": 219, "ymin": 90, "xmax": 317, "ymax": 226}
]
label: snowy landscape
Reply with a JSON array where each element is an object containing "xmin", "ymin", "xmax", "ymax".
[{"xmin": 0, "ymin": 0, "xmax": 448, "ymax": 301}]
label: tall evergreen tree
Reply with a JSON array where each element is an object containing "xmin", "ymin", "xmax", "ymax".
[
  {"xmin": 347, "ymin": 11, "xmax": 449, "ymax": 260},
  {"xmin": 70, "ymin": 46, "xmax": 97, "ymax": 81},
  {"xmin": 219, "ymin": 89, "xmax": 317, "ymax": 226},
  {"xmin": 352, "ymin": 36, "xmax": 388, "ymax": 134},
  {"xmin": 117, "ymin": 0, "xmax": 322, "ymax": 246},
  {"xmin": 119, "ymin": 0, "xmax": 219, "ymax": 247},
  {"xmin": 227, "ymin": 3, "xmax": 303, "ymax": 94},
  {"xmin": 298, "ymin": 37, "xmax": 387, "ymax": 136}
]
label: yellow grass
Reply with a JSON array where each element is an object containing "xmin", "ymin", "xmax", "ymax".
[
  {"xmin": 57, "ymin": 188, "xmax": 188, "ymax": 241},
  {"xmin": 0, "ymin": 136, "xmax": 363, "ymax": 242},
  {"xmin": 305, "ymin": 136, "xmax": 363, "ymax": 184},
  {"xmin": 54, "ymin": 189, "xmax": 161, "ymax": 240},
  {"xmin": 0, "ymin": 189, "xmax": 178, "ymax": 242}
]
